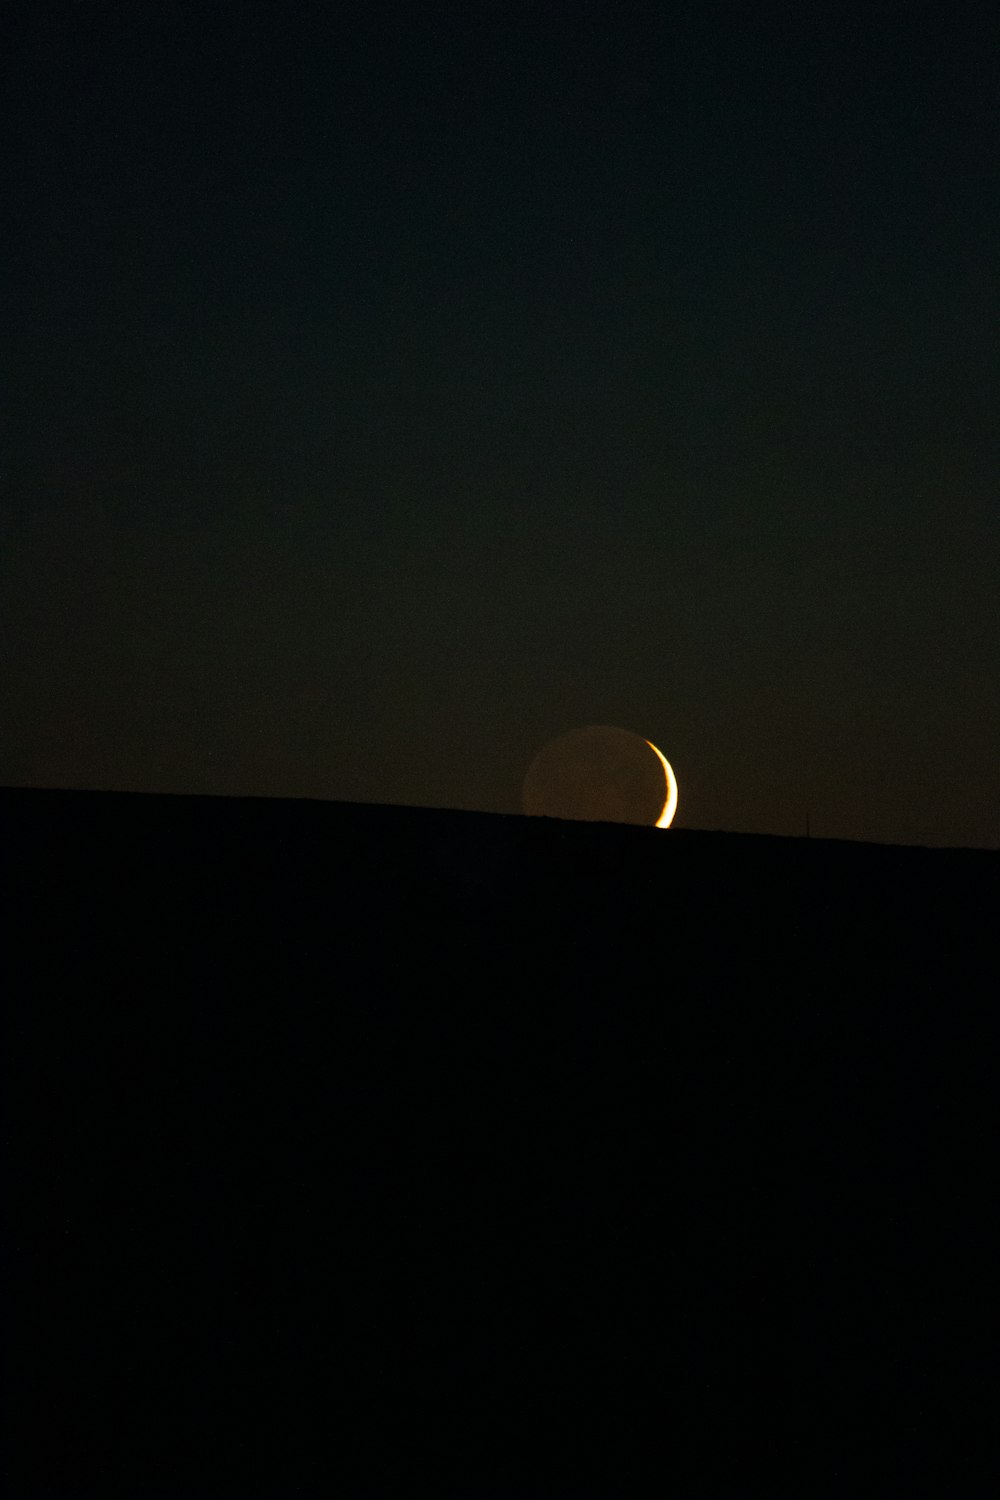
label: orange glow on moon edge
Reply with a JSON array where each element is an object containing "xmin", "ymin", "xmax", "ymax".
[{"xmin": 646, "ymin": 740, "xmax": 678, "ymax": 829}]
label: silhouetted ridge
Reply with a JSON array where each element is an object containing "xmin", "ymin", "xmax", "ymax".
[{"xmin": 3, "ymin": 787, "xmax": 996, "ymax": 1497}]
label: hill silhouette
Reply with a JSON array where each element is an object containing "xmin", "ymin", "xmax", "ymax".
[{"xmin": 3, "ymin": 787, "xmax": 996, "ymax": 1496}]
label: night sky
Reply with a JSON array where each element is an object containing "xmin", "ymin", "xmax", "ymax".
[{"xmin": 3, "ymin": 1, "xmax": 997, "ymax": 846}]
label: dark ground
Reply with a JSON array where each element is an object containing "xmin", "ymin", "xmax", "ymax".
[{"xmin": 2, "ymin": 787, "xmax": 996, "ymax": 1496}]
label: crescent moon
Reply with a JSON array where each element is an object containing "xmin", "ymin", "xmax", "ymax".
[{"xmin": 646, "ymin": 740, "xmax": 678, "ymax": 829}]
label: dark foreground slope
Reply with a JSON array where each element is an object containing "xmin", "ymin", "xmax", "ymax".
[{"xmin": 3, "ymin": 788, "xmax": 996, "ymax": 1497}]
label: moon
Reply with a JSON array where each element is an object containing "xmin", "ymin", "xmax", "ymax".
[
  {"xmin": 646, "ymin": 738, "xmax": 678, "ymax": 828},
  {"xmin": 522, "ymin": 725, "xmax": 679, "ymax": 828}
]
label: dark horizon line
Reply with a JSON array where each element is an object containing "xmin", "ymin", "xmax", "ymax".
[{"xmin": 2, "ymin": 782, "xmax": 995, "ymax": 857}]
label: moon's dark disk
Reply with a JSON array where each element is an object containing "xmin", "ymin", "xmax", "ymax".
[{"xmin": 523, "ymin": 725, "xmax": 668, "ymax": 826}]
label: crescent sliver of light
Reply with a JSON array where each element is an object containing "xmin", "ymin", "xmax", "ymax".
[{"xmin": 645, "ymin": 740, "xmax": 678, "ymax": 829}]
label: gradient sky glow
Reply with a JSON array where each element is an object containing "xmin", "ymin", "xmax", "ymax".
[{"xmin": 2, "ymin": 2, "xmax": 996, "ymax": 846}]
